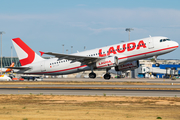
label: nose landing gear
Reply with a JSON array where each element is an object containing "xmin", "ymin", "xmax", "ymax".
[{"xmin": 154, "ymin": 56, "xmax": 160, "ymax": 67}]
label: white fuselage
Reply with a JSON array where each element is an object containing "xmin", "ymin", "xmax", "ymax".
[{"xmin": 18, "ymin": 36, "xmax": 179, "ymax": 75}]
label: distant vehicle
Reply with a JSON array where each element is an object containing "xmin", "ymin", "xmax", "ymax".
[
  {"xmin": 21, "ymin": 75, "xmax": 43, "ymax": 81},
  {"xmin": 9, "ymin": 36, "xmax": 178, "ymax": 80},
  {"xmin": 0, "ymin": 75, "xmax": 12, "ymax": 81}
]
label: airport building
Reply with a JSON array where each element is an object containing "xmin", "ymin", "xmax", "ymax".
[
  {"xmin": 0, "ymin": 57, "xmax": 21, "ymax": 67},
  {"xmin": 0, "ymin": 57, "xmax": 50, "ymax": 68},
  {"xmin": 137, "ymin": 60, "xmax": 180, "ymax": 78}
]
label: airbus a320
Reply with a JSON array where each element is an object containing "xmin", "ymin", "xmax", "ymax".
[{"xmin": 10, "ymin": 36, "xmax": 178, "ymax": 80}]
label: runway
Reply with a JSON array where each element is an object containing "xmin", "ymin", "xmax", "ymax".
[
  {"xmin": 0, "ymin": 78, "xmax": 180, "ymax": 97},
  {"xmin": 0, "ymin": 84, "xmax": 180, "ymax": 88},
  {"xmin": 0, "ymin": 88, "xmax": 180, "ymax": 97},
  {"xmin": 42, "ymin": 78, "xmax": 180, "ymax": 83}
]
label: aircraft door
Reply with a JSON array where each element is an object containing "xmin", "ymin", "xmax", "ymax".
[
  {"xmin": 148, "ymin": 38, "xmax": 154, "ymax": 49},
  {"xmin": 41, "ymin": 61, "xmax": 46, "ymax": 72}
]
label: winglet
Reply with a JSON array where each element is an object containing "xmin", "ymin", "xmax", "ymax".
[{"xmin": 39, "ymin": 51, "xmax": 45, "ymax": 56}]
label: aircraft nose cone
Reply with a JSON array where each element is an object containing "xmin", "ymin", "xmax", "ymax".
[{"xmin": 175, "ymin": 41, "xmax": 179, "ymax": 48}]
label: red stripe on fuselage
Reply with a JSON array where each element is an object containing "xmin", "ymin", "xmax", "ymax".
[
  {"xmin": 118, "ymin": 46, "xmax": 178, "ymax": 60},
  {"xmin": 29, "ymin": 65, "xmax": 87, "ymax": 74},
  {"xmin": 97, "ymin": 63, "xmax": 114, "ymax": 68}
]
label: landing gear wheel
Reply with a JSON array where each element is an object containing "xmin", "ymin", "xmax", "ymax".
[
  {"xmin": 155, "ymin": 63, "xmax": 160, "ymax": 67},
  {"xmin": 89, "ymin": 72, "xmax": 96, "ymax": 79},
  {"xmin": 104, "ymin": 73, "xmax": 111, "ymax": 80}
]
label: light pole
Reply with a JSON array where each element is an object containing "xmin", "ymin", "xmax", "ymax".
[
  {"xmin": 11, "ymin": 46, "xmax": 13, "ymax": 63},
  {"xmin": 62, "ymin": 44, "xmax": 64, "ymax": 53},
  {"xmin": 0, "ymin": 31, "xmax": 5, "ymax": 75},
  {"xmin": 84, "ymin": 46, "xmax": 86, "ymax": 51},
  {"xmin": 71, "ymin": 46, "xmax": 73, "ymax": 54},
  {"xmin": 125, "ymin": 28, "xmax": 134, "ymax": 41},
  {"xmin": 66, "ymin": 49, "xmax": 68, "ymax": 54}
]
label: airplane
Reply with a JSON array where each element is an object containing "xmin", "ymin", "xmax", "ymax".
[
  {"xmin": 9, "ymin": 36, "xmax": 178, "ymax": 80},
  {"xmin": 0, "ymin": 75, "xmax": 12, "ymax": 81},
  {"xmin": 0, "ymin": 62, "xmax": 15, "ymax": 73}
]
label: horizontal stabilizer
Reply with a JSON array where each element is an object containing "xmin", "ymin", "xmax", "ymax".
[{"xmin": 5, "ymin": 66, "xmax": 31, "ymax": 70}]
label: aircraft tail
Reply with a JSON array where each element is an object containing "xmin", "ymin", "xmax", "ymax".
[
  {"xmin": 12, "ymin": 38, "xmax": 44, "ymax": 66},
  {"xmin": 5, "ymin": 62, "xmax": 15, "ymax": 72}
]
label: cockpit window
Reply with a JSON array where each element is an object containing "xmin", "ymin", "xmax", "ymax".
[{"xmin": 160, "ymin": 39, "xmax": 171, "ymax": 42}]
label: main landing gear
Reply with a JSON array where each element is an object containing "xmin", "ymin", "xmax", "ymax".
[
  {"xmin": 88, "ymin": 66, "xmax": 111, "ymax": 80},
  {"xmin": 89, "ymin": 66, "xmax": 96, "ymax": 79},
  {"xmin": 89, "ymin": 72, "xmax": 96, "ymax": 79},
  {"xmin": 103, "ymin": 68, "xmax": 111, "ymax": 80},
  {"xmin": 103, "ymin": 73, "xmax": 111, "ymax": 80}
]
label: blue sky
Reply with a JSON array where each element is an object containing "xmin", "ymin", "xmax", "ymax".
[{"xmin": 0, "ymin": 0, "xmax": 180, "ymax": 59}]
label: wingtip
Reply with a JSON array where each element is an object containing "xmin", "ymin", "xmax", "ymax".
[{"xmin": 39, "ymin": 51, "xmax": 45, "ymax": 56}]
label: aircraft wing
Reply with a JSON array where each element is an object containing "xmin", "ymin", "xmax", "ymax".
[{"xmin": 41, "ymin": 51, "xmax": 103, "ymax": 64}]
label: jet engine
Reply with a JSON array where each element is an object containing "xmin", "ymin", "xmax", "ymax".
[
  {"xmin": 115, "ymin": 60, "xmax": 139, "ymax": 71},
  {"xmin": 96, "ymin": 56, "xmax": 118, "ymax": 68}
]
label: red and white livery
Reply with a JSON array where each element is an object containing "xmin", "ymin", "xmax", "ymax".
[{"xmin": 11, "ymin": 36, "xmax": 178, "ymax": 79}]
